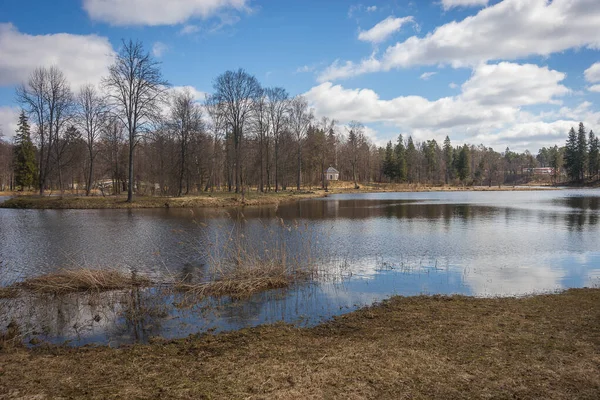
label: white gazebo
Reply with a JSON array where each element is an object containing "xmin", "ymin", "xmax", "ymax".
[{"xmin": 325, "ymin": 166, "xmax": 339, "ymax": 181}]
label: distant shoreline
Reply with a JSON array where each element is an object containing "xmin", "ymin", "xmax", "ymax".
[{"xmin": 0, "ymin": 184, "xmax": 564, "ymax": 210}]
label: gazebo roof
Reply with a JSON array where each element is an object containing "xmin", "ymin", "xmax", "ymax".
[{"xmin": 326, "ymin": 167, "xmax": 339, "ymax": 173}]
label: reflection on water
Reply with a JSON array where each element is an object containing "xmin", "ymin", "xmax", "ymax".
[{"xmin": 1, "ymin": 189, "xmax": 600, "ymax": 346}]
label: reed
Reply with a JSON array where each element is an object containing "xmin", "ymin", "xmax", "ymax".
[{"xmin": 15, "ymin": 268, "xmax": 151, "ymax": 295}]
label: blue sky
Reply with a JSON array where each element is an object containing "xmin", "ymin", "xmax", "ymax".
[{"xmin": 1, "ymin": 0, "xmax": 600, "ymax": 152}]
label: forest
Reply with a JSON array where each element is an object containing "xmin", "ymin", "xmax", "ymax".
[{"xmin": 1, "ymin": 40, "xmax": 599, "ymax": 198}]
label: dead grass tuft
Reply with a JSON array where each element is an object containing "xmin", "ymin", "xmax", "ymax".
[
  {"xmin": 15, "ymin": 269, "xmax": 151, "ymax": 295},
  {"xmin": 0, "ymin": 287, "xmax": 18, "ymax": 299}
]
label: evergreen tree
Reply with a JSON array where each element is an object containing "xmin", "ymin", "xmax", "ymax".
[
  {"xmin": 588, "ymin": 130, "xmax": 599, "ymax": 180},
  {"xmin": 457, "ymin": 144, "xmax": 471, "ymax": 183},
  {"xmin": 564, "ymin": 126, "xmax": 578, "ymax": 181},
  {"xmin": 443, "ymin": 136, "xmax": 453, "ymax": 184},
  {"xmin": 577, "ymin": 122, "xmax": 588, "ymax": 182},
  {"xmin": 383, "ymin": 141, "xmax": 395, "ymax": 180},
  {"xmin": 394, "ymin": 134, "xmax": 407, "ymax": 182},
  {"xmin": 405, "ymin": 136, "xmax": 416, "ymax": 183},
  {"xmin": 13, "ymin": 111, "xmax": 37, "ymax": 190}
]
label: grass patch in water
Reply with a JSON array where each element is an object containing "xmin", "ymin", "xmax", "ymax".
[{"xmin": 14, "ymin": 269, "xmax": 151, "ymax": 295}]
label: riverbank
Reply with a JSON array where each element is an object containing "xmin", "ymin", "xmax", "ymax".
[
  {"xmin": 1, "ymin": 288, "xmax": 598, "ymax": 399},
  {"xmin": 0, "ymin": 182, "xmax": 557, "ymax": 210}
]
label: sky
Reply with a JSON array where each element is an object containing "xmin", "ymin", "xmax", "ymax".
[{"xmin": 1, "ymin": 0, "xmax": 600, "ymax": 152}]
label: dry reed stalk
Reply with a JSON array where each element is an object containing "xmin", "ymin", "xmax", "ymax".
[{"xmin": 16, "ymin": 269, "xmax": 151, "ymax": 295}]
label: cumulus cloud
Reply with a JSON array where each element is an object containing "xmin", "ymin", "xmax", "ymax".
[
  {"xmin": 584, "ymin": 62, "xmax": 600, "ymax": 92},
  {"xmin": 419, "ymin": 71, "xmax": 437, "ymax": 80},
  {"xmin": 170, "ymin": 86, "xmax": 208, "ymax": 102},
  {"xmin": 358, "ymin": 16, "xmax": 414, "ymax": 44},
  {"xmin": 460, "ymin": 62, "xmax": 569, "ymax": 106},
  {"xmin": 83, "ymin": 0, "xmax": 251, "ymax": 26},
  {"xmin": 307, "ymin": 62, "xmax": 575, "ymax": 150},
  {"xmin": 180, "ymin": 24, "xmax": 201, "ymax": 35},
  {"xmin": 0, "ymin": 23, "xmax": 114, "ymax": 88},
  {"xmin": 0, "ymin": 106, "xmax": 20, "ymax": 138},
  {"xmin": 152, "ymin": 42, "xmax": 168, "ymax": 58},
  {"xmin": 319, "ymin": 0, "xmax": 600, "ymax": 81},
  {"xmin": 441, "ymin": 0, "xmax": 488, "ymax": 10},
  {"xmin": 588, "ymin": 85, "xmax": 600, "ymax": 93}
]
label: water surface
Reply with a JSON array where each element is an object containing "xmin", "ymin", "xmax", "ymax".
[{"xmin": 1, "ymin": 189, "xmax": 599, "ymax": 346}]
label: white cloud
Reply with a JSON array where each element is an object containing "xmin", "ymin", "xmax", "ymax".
[
  {"xmin": 296, "ymin": 65, "xmax": 315, "ymax": 73},
  {"xmin": 449, "ymin": 82, "xmax": 458, "ymax": 89},
  {"xmin": 584, "ymin": 62, "xmax": 600, "ymax": 83},
  {"xmin": 306, "ymin": 62, "xmax": 574, "ymax": 151},
  {"xmin": 358, "ymin": 16, "xmax": 414, "ymax": 44},
  {"xmin": 441, "ymin": 0, "xmax": 488, "ymax": 10},
  {"xmin": 588, "ymin": 84, "xmax": 600, "ymax": 93},
  {"xmin": 170, "ymin": 86, "xmax": 207, "ymax": 102},
  {"xmin": 419, "ymin": 71, "xmax": 437, "ymax": 80},
  {"xmin": 180, "ymin": 25, "xmax": 201, "ymax": 35},
  {"xmin": 366, "ymin": 6, "xmax": 377, "ymax": 12},
  {"xmin": 0, "ymin": 106, "xmax": 20, "ymax": 138},
  {"xmin": 0, "ymin": 23, "xmax": 114, "ymax": 89},
  {"xmin": 152, "ymin": 42, "xmax": 168, "ymax": 58},
  {"xmin": 319, "ymin": 0, "xmax": 600, "ymax": 81},
  {"xmin": 83, "ymin": 0, "xmax": 251, "ymax": 26},
  {"xmin": 460, "ymin": 62, "xmax": 569, "ymax": 106}
]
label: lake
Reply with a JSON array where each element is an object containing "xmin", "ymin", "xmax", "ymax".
[{"xmin": 1, "ymin": 189, "xmax": 599, "ymax": 346}]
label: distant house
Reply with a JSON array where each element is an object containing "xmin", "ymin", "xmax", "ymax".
[{"xmin": 325, "ymin": 166, "xmax": 339, "ymax": 181}]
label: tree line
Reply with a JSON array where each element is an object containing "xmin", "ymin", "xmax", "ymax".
[{"xmin": 1, "ymin": 40, "xmax": 598, "ymax": 197}]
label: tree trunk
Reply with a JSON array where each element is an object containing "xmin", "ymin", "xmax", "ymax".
[
  {"xmin": 296, "ymin": 145, "xmax": 301, "ymax": 190},
  {"xmin": 127, "ymin": 136, "xmax": 134, "ymax": 202}
]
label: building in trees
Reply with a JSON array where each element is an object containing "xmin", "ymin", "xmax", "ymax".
[{"xmin": 325, "ymin": 166, "xmax": 339, "ymax": 181}]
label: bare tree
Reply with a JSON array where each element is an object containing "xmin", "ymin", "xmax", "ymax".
[
  {"xmin": 265, "ymin": 87, "xmax": 289, "ymax": 192},
  {"xmin": 288, "ymin": 96, "xmax": 313, "ymax": 190},
  {"xmin": 212, "ymin": 69, "xmax": 261, "ymax": 193},
  {"xmin": 347, "ymin": 120, "xmax": 365, "ymax": 189},
  {"xmin": 16, "ymin": 66, "xmax": 73, "ymax": 195},
  {"xmin": 253, "ymin": 88, "xmax": 271, "ymax": 192},
  {"xmin": 205, "ymin": 94, "xmax": 226, "ymax": 191},
  {"xmin": 76, "ymin": 84, "xmax": 107, "ymax": 195},
  {"xmin": 169, "ymin": 89, "xmax": 204, "ymax": 197},
  {"xmin": 103, "ymin": 39, "xmax": 169, "ymax": 202}
]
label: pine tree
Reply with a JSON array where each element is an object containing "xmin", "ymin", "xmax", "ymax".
[
  {"xmin": 457, "ymin": 144, "xmax": 470, "ymax": 183},
  {"xmin": 13, "ymin": 111, "xmax": 37, "ymax": 190},
  {"xmin": 564, "ymin": 126, "xmax": 578, "ymax": 181},
  {"xmin": 443, "ymin": 136, "xmax": 453, "ymax": 184},
  {"xmin": 588, "ymin": 130, "xmax": 599, "ymax": 180},
  {"xmin": 577, "ymin": 122, "xmax": 588, "ymax": 182},
  {"xmin": 394, "ymin": 134, "xmax": 407, "ymax": 182}
]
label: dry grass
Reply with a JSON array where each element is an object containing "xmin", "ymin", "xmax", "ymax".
[
  {"xmin": 14, "ymin": 269, "xmax": 151, "ymax": 295},
  {"xmin": 0, "ymin": 182, "xmax": 558, "ymax": 210},
  {"xmin": 176, "ymin": 217, "xmax": 319, "ymax": 299},
  {"xmin": 0, "ymin": 288, "xmax": 598, "ymax": 399},
  {"xmin": 0, "ymin": 191, "xmax": 323, "ymax": 210},
  {"xmin": 0, "ymin": 287, "xmax": 18, "ymax": 299}
]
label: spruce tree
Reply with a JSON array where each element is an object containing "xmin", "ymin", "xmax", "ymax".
[
  {"xmin": 588, "ymin": 130, "xmax": 599, "ymax": 180},
  {"xmin": 394, "ymin": 134, "xmax": 407, "ymax": 182},
  {"xmin": 383, "ymin": 141, "xmax": 395, "ymax": 180},
  {"xmin": 13, "ymin": 111, "xmax": 37, "ymax": 190},
  {"xmin": 457, "ymin": 144, "xmax": 471, "ymax": 183},
  {"xmin": 405, "ymin": 136, "xmax": 416, "ymax": 183},
  {"xmin": 564, "ymin": 126, "xmax": 578, "ymax": 181},
  {"xmin": 577, "ymin": 122, "xmax": 588, "ymax": 182},
  {"xmin": 443, "ymin": 136, "xmax": 453, "ymax": 184}
]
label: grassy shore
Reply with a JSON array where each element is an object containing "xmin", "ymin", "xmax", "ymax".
[
  {"xmin": 0, "ymin": 182, "xmax": 556, "ymax": 210},
  {"xmin": 1, "ymin": 288, "xmax": 598, "ymax": 399}
]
